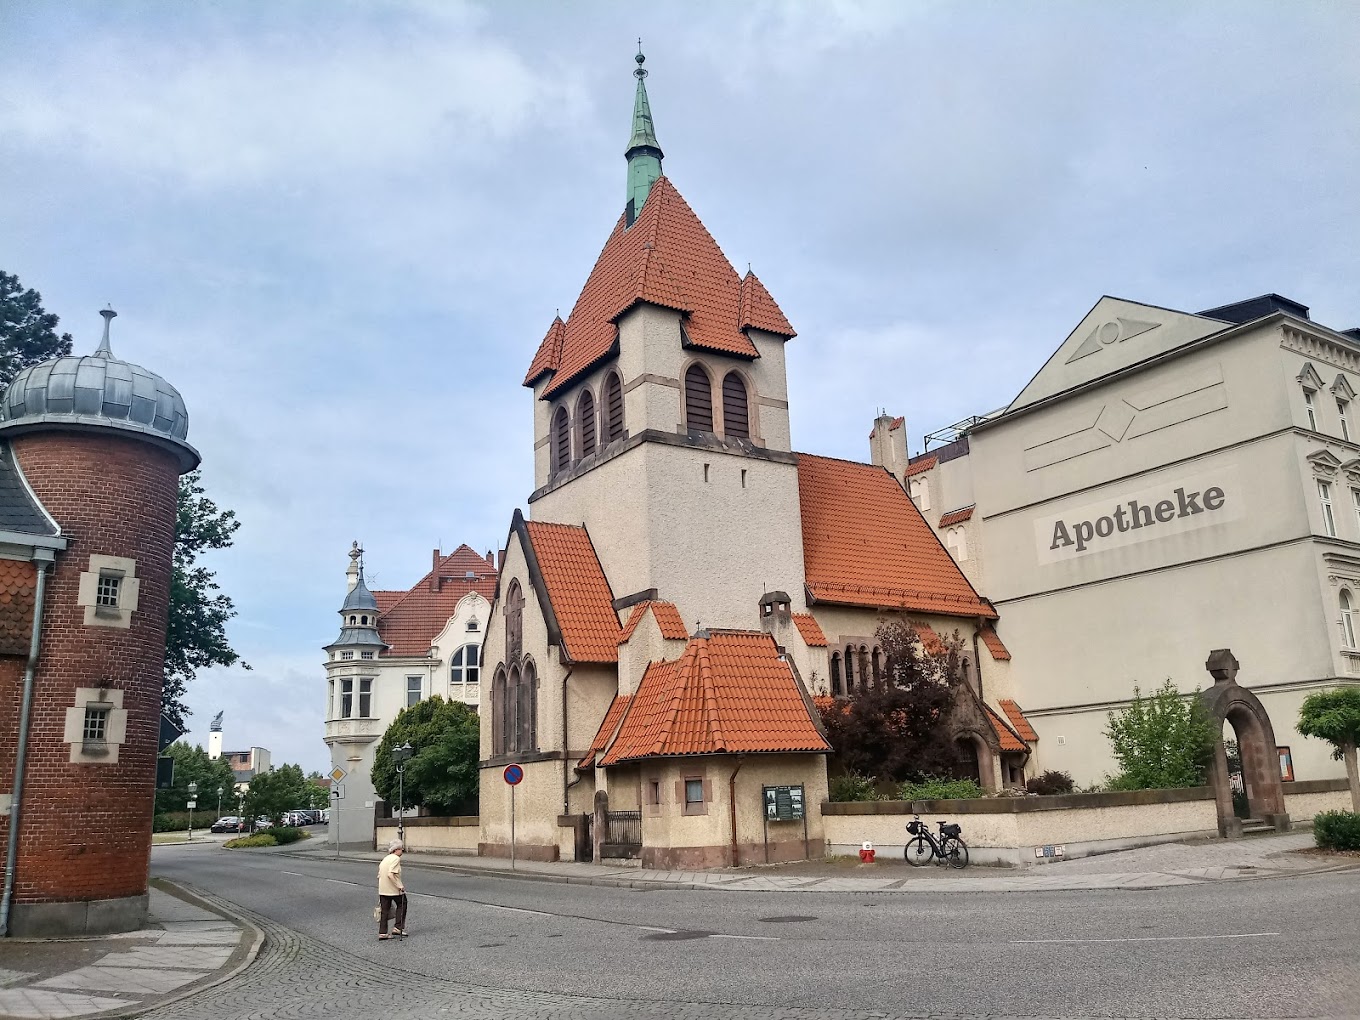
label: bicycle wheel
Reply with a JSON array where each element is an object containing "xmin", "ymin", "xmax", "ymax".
[
  {"xmin": 904, "ymin": 835, "xmax": 934, "ymax": 866},
  {"xmin": 941, "ymin": 837, "xmax": 969, "ymax": 869}
]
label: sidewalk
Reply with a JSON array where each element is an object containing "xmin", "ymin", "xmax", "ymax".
[
  {"xmin": 284, "ymin": 829, "xmax": 1359, "ymax": 894},
  {"xmin": 0, "ymin": 883, "xmax": 258, "ymax": 1020}
]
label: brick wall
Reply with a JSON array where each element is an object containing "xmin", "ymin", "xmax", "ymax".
[{"xmin": 3, "ymin": 432, "xmax": 179, "ymax": 905}]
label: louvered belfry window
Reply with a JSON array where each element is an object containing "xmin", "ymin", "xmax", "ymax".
[
  {"xmin": 578, "ymin": 390, "xmax": 596, "ymax": 457},
  {"xmin": 552, "ymin": 406, "xmax": 571, "ymax": 475},
  {"xmin": 604, "ymin": 372, "xmax": 624, "ymax": 442},
  {"xmin": 722, "ymin": 372, "xmax": 749, "ymax": 439},
  {"xmin": 684, "ymin": 364, "xmax": 714, "ymax": 433}
]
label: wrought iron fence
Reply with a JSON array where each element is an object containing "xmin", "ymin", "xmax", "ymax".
[{"xmin": 606, "ymin": 809, "xmax": 642, "ymax": 846}]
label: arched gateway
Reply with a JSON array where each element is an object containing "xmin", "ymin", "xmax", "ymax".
[{"xmin": 1201, "ymin": 649, "xmax": 1290, "ymax": 837}]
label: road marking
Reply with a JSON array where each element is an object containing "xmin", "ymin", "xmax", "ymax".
[
  {"xmin": 636, "ymin": 926, "xmax": 677, "ymax": 934},
  {"xmin": 1012, "ymin": 932, "xmax": 1281, "ymax": 944},
  {"xmin": 709, "ymin": 934, "xmax": 779, "ymax": 941},
  {"xmin": 325, "ymin": 879, "xmax": 360, "ymax": 886},
  {"xmin": 483, "ymin": 904, "xmax": 553, "ymax": 918},
  {"xmin": 281, "ymin": 871, "xmax": 304, "ymax": 877}
]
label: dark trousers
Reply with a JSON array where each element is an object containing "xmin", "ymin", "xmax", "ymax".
[{"xmin": 379, "ymin": 894, "xmax": 407, "ymax": 934}]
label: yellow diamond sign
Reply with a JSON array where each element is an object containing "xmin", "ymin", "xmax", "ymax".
[{"xmin": 328, "ymin": 766, "xmax": 347, "ymax": 783}]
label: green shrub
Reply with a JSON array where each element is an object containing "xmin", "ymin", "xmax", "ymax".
[
  {"xmin": 1104, "ymin": 680, "xmax": 1215, "ymax": 790},
  {"xmin": 1313, "ymin": 810, "xmax": 1360, "ymax": 851},
  {"xmin": 828, "ymin": 772, "xmax": 880, "ymax": 802},
  {"xmin": 899, "ymin": 776, "xmax": 984, "ymax": 801},
  {"xmin": 1025, "ymin": 770, "xmax": 1075, "ymax": 796},
  {"xmin": 224, "ymin": 834, "xmax": 277, "ymax": 848},
  {"xmin": 152, "ymin": 812, "xmax": 192, "ymax": 833},
  {"xmin": 261, "ymin": 826, "xmax": 307, "ymax": 845}
]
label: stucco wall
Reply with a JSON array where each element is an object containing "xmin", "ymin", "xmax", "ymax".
[{"xmin": 376, "ymin": 816, "xmax": 478, "ymax": 854}]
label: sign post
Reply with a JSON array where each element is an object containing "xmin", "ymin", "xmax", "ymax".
[
  {"xmin": 503, "ymin": 764, "xmax": 524, "ymax": 871},
  {"xmin": 328, "ymin": 767, "xmax": 347, "ymax": 858}
]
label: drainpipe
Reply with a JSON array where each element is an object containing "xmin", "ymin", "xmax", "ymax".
[
  {"xmin": 728, "ymin": 755, "xmax": 746, "ymax": 867},
  {"xmin": 971, "ymin": 625, "xmax": 984, "ymax": 701},
  {"xmin": 1, "ymin": 556, "xmax": 52, "ymax": 938},
  {"xmin": 560, "ymin": 668, "xmax": 573, "ymax": 815}
]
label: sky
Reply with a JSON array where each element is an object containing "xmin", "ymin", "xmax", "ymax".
[{"xmin": 1, "ymin": 1, "xmax": 1357, "ymax": 774}]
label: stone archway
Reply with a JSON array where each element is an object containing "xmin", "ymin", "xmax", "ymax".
[{"xmin": 1201, "ymin": 649, "xmax": 1289, "ymax": 837}]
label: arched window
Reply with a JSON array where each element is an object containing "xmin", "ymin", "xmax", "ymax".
[
  {"xmin": 505, "ymin": 579, "xmax": 523, "ymax": 661},
  {"xmin": 517, "ymin": 660, "xmax": 537, "ymax": 751},
  {"xmin": 830, "ymin": 653, "xmax": 842, "ymax": 696},
  {"xmin": 844, "ymin": 644, "xmax": 855, "ymax": 691},
  {"xmin": 360, "ymin": 615, "xmax": 368, "ymax": 625},
  {"xmin": 721, "ymin": 372, "xmax": 749, "ymax": 439},
  {"xmin": 505, "ymin": 665, "xmax": 520, "ymax": 754},
  {"xmin": 1343, "ymin": 590, "xmax": 1357, "ymax": 649},
  {"xmin": 551, "ymin": 405, "xmax": 571, "ymax": 475},
  {"xmin": 603, "ymin": 371, "xmax": 625, "ymax": 443},
  {"xmin": 349, "ymin": 616, "xmax": 356, "ymax": 625},
  {"xmin": 577, "ymin": 390, "xmax": 596, "ymax": 458},
  {"xmin": 492, "ymin": 668, "xmax": 508, "ymax": 755},
  {"xmin": 859, "ymin": 645, "xmax": 869, "ymax": 688},
  {"xmin": 684, "ymin": 364, "xmax": 714, "ymax": 433},
  {"xmin": 871, "ymin": 646, "xmax": 882, "ymax": 684},
  {"xmin": 451, "ymin": 643, "xmax": 480, "ymax": 690}
]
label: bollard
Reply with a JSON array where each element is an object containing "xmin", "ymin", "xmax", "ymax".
[{"xmin": 859, "ymin": 841, "xmax": 876, "ymax": 863}]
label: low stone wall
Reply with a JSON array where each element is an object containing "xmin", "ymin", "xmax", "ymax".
[
  {"xmin": 1283, "ymin": 778, "xmax": 1353, "ymax": 821},
  {"xmin": 375, "ymin": 815, "xmax": 479, "ymax": 855},
  {"xmin": 823, "ymin": 788, "xmax": 1219, "ymax": 867}
]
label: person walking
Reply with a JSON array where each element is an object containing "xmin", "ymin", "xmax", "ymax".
[{"xmin": 377, "ymin": 839, "xmax": 407, "ymax": 939}]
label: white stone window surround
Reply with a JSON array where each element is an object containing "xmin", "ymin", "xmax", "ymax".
[
  {"xmin": 63, "ymin": 687, "xmax": 128, "ymax": 764},
  {"xmin": 76, "ymin": 554, "xmax": 140, "ymax": 629},
  {"xmin": 1319, "ymin": 479, "xmax": 1337, "ymax": 538}
]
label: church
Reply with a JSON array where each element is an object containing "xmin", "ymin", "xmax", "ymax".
[{"xmin": 476, "ymin": 53, "xmax": 1029, "ymax": 868}]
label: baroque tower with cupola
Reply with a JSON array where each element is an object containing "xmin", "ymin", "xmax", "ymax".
[{"xmin": 523, "ymin": 52, "xmax": 807, "ymax": 630}]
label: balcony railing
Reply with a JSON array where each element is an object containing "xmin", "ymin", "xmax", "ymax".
[{"xmin": 324, "ymin": 716, "xmax": 384, "ymax": 743}]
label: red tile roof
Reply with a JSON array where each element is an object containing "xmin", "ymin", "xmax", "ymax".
[
  {"xmin": 904, "ymin": 456, "xmax": 936, "ymax": 477},
  {"xmin": 578, "ymin": 694, "xmax": 632, "ymax": 770},
  {"xmin": 523, "ymin": 520, "xmax": 621, "ymax": 663},
  {"xmin": 528, "ymin": 177, "xmax": 794, "ymax": 398},
  {"xmin": 790, "ymin": 612, "xmax": 827, "ymax": 647},
  {"xmin": 979, "ymin": 625, "xmax": 1011, "ymax": 661},
  {"xmin": 376, "ymin": 545, "xmax": 498, "ymax": 656},
  {"xmin": 600, "ymin": 631, "xmax": 830, "ymax": 765},
  {"xmin": 939, "ymin": 505, "xmax": 975, "ymax": 528},
  {"xmin": 868, "ymin": 415, "xmax": 905, "ymax": 439},
  {"xmin": 796, "ymin": 454, "xmax": 996, "ymax": 619},
  {"xmin": 523, "ymin": 316, "xmax": 565, "ymax": 387},
  {"xmin": 998, "ymin": 699, "xmax": 1038, "ymax": 742},
  {"xmin": 618, "ymin": 600, "xmax": 689, "ymax": 643},
  {"xmin": 986, "ymin": 704, "xmax": 1028, "ymax": 753},
  {"xmin": 913, "ymin": 622, "xmax": 947, "ymax": 656}
]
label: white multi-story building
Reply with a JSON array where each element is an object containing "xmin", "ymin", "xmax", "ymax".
[{"xmin": 323, "ymin": 542, "xmax": 496, "ymax": 849}]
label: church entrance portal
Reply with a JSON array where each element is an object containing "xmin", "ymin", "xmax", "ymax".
[{"xmin": 1201, "ymin": 649, "xmax": 1289, "ymax": 837}]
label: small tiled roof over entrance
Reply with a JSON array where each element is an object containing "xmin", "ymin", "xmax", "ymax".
[
  {"xmin": 375, "ymin": 545, "xmax": 497, "ymax": 656},
  {"xmin": 524, "ymin": 177, "xmax": 795, "ymax": 398},
  {"xmin": 578, "ymin": 694, "xmax": 632, "ymax": 770},
  {"xmin": 523, "ymin": 520, "xmax": 621, "ymax": 663},
  {"xmin": 791, "ymin": 613, "xmax": 827, "ymax": 647},
  {"xmin": 985, "ymin": 705, "xmax": 1029, "ymax": 753},
  {"xmin": 600, "ymin": 631, "xmax": 830, "ymax": 765},
  {"xmin": 618, "ymin": 600, "xmax": 688, "ymax": 642},
  {"xmin": 998, "ymin": 699, "xmax": 1038, "ymax": 743},
  {"xmin": 796, "ymin": 454, "xmax": 996, "ymax": 618}
]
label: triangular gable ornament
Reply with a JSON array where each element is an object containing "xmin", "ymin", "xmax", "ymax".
[
  {"xmin": 1297, "ymin": 362, "xmax": 1325, "ymax": 391},
  {"xmin": 1307, "ymin": 448, "xmax": 1343, "ymax": 477},
  {"xmin": 1332, "ymin": 374, "xmax": 1357, "ymax": 400}
]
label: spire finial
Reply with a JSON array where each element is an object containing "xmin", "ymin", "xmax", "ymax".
[
  {"xmin": 96, "ymin": 306, "xmax": 116, "ymax": 357},
  {"xmin": 635, "ymin": 39, "xmax": 646, "ymax": 78},
  {"xmin": 625, "ymin": 43, "xmax": 663, "ymax": 224}
]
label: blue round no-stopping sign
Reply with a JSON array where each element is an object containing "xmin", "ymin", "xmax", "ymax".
[{"xmin": 503, "ymin": 763, "xmax": 524, "ymax": 786}]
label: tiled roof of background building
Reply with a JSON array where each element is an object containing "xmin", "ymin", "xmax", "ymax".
[
  {"xmin": 618, "ymin": 600, "xmax": 688, "ymax": 642},
  {"xmin": 938, "ymin": 505, "xmax": 975, "ymax": 527},
  {"xmin": 578, "ymin": 694, "xmax": 632, "ymax": 770},
  {"xmin": 376, "ymin": 545, "xmax": 497, "ymax": 656},
  {"xmin": 600, "ymin": 631, "xmax": 830, "ymax": 764},
  {"xmin": 985, "ymin": 705, "xmax": 1029, "ymax": 753},
  {"xmin": 998, "ymin": 699, "xmax": 1038, "ymax": 742},
  {"xmin": 903, "ymin": 455, "xmax": 937, "ymax": 477},
  {"xmin": 524, "ymin": 177, "xmax": 794, "ymax": 398},
  {"xmin": 790, "ymin": 613, "xmax": 827, "ymax": 647},
  {"xmin": 868, "ymin": 415, "xmax": 905, "ymax": 439},
  {"xmin": 796, "ymin": 454, "xmax": 996, "ymax": 619},
  {"xmin": 523, "ymin": 520, "xmax": 621, "ymax": 663},
  {"xmin": 979, "ymin": 625, "xmax": 1011, "ymax": 661}
]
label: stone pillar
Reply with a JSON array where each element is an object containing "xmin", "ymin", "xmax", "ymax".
[{"xmin": 592, "ymin": 789, "xmax": 609, "ymax": 865}]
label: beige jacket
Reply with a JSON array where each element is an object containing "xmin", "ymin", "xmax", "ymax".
[{"xmin": 377, "ymin": 852, "xmax": 404, "ymax": 896}]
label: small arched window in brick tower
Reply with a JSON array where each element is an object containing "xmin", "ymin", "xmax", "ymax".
[
  {"xmin": 551, "ymin": 405, "xmax": 571, "ymax": 475},
  {"xmin": 577, "ymin": 389, "xmax": 596, "ymax": 458},
  {"xmin": 722, "ymin": 372, "xmax": 749, "ymax": 439},
  {"xmin": 603, "ymin": 371, "xmax": 625, "ymax": 443},
  {"xmin": 685, "ymin": 364, "xmax": 713, "ymax": 433}
]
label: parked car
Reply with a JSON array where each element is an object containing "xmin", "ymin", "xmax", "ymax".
[{"xmin": 209, "ymin": 816, "xmax": 242, "ymax": 833}]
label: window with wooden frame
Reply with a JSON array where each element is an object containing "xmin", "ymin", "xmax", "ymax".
[
  {"xmin": 82, "ymin": 704, "xmax": 110, "ymax": 744},
  {"xmin": 577, "ymin": 389, "xmax": 597, "ymax": 458},
  {"xmin": 682, "ymin": 776, "xmax": 707, "ymax": 815},
  {"xmin": 551, "ymin": 405, "xmax": 571, "ymax": 475},
  {"xmin": 684, "ymin": 364, "xmax": 714, "ymax": 433},
  {"xmin": 721, "ymin": 372, "xmax": 749, "ymax": 439},
  {"xmin": 603, "ymin": 371, "xmax": 625, "ymax": 442}
]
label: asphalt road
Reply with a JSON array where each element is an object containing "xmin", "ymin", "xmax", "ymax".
[{"xmin": 150, "ymin": 843, "xmax": 1360, "ymax": 1019}]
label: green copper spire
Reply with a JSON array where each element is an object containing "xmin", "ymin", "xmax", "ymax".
[{"xmin": 625, "ymin": 42, "xmax": 663, "ymax": 225}]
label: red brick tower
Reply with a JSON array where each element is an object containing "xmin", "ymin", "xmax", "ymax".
[{"xmin": 0, "ymin": 309, "xmax": 198, "ymax": 937}]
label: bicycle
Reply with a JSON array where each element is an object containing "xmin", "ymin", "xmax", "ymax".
[{"xmin": 904, "ymin": 816, "xmax": 970, "ymax": 868}]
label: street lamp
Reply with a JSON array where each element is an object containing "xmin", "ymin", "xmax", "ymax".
[
  {"xmin": 216, "ymin": 786, "xmax": 223, "ymax": 819},
  {"xmin": 391, "ymin": 742, "xmax": 414, "ymax": 842},
  {"xmin": 187, "ymin": 782, "xmax": 198, "ymax": 841}
]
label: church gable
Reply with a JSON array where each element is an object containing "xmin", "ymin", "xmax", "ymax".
[
  {"xmin": 1008, "ymin": 297, "xmax": 1229, "ymax": 413},
  {"xmin": 519, "ymin": 514, "xmax": 621, "ymax": 663}
]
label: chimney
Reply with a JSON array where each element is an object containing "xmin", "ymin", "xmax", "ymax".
[
  {"xmin": 430, "ymin": 548, "xmax": 441, "ymax": 592},
  {"xmin": 870, "ymin": 413, "xmax": 909, "ymax": 485},
  {"xmin": 497, "ymin": 548, "xmax": 506, "ymax": 572},
  {"xmin": 486, "ymin": 550, "xmax": 494, "ymax": 568},
  {"xmin": 758, "ymin": 590, "xmax": 793, "ymax": 636}
]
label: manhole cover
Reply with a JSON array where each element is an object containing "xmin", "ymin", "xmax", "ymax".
[
  {"xmin": 643, "ymin": 930, "xmax": 711, "ymax": 941},
  {"xmin": 757, "ymin": 915, "xmax": 817, "ymax": 923}
]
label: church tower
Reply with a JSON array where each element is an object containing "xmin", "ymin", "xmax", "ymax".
[{"xmin": 523, "ymin": 52, "xmax": 807, "ymax": 630}]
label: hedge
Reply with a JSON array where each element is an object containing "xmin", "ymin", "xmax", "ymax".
[{"xmin": 1314, "ymin": 810, "xmax": 1360, "ymax": 851}]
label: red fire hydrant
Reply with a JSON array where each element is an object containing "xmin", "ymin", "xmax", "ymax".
[{"xmin": 859, "ymin": 842, "xmax": 876, "ymax": 863}]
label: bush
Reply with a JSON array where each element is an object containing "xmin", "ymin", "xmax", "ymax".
[
  {"xmin": 1025, "ymin": 770, "xmax": 1075, "ymax": 796},
  {"xmin": 1104, "ymin": 680, "xmax": 1215, "ymax": 790},
  {"xmin": 261, "ymin": 826, "xmax": 307, "ymax": 845},
  {"xmin": 1314, "ymin": 810, "xmax": 1360, "ymax": 851},
  {"xmin": 899, "ymin": 776, "xmax": 984, "ymax": 801},
  {"xmin": 828, "ymin": 772, "xmax": 880, "ymax": 802},
  {"xmin": 225, "ymin": 834, "xmax": 277, "ymax": 848},
  {"xmin": 153, "ymin": 812, "xmax": 192, "ymax": 833}
]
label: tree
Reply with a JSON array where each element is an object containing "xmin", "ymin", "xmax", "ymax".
[
  {"xmin": 243, "ymin": 764, "xmax": 318, "ymax": 827},
  {"xmin": 154, "ymin": 741, "xmax": 237, "ymax": 815},
  {"xmin": 163, "ymin": 470, "xmax": 249, "ymax": 726},
  {"xmin": 371, "ymin": 696, "xmax": 480, "ymax": 816},
  {"xmin": 819, "ymin": 619, "xmax": 965, "ymax": 784},
  {"xmin": 0, "ymin": 270, "xmax": 73, "ymax": 388},
  {"xmin": 1104, "ymin": 680, "xmax": 1216, "ymax": 790},
  {"xmin": 1298, "ymin": 687, "xmax": 1360, "ymax": 812}
]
